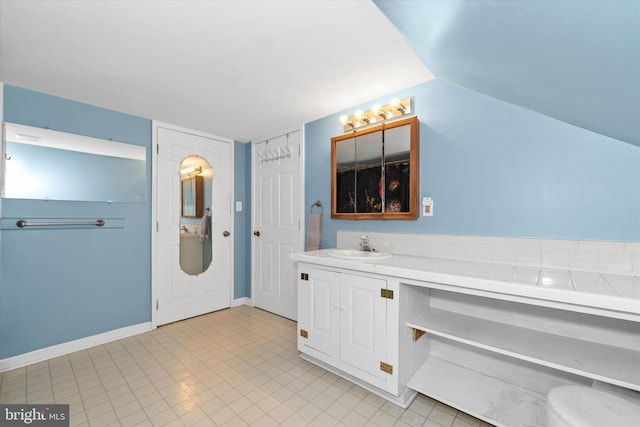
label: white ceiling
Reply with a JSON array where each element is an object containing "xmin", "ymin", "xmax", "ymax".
[
  {"xmin": 376, "ymin": 0, "xmax": 640, "ymax": 147},
  {"xmin": 0, "ymin": 0, "xmax": 434, "ymax": 143}
]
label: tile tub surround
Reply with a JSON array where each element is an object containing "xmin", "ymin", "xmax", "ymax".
[{"xmin": 337, "ymin": 231, "xmax": 640, "ymax": 276}]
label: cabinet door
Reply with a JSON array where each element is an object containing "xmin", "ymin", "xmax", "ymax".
[
  {"xmin": 298, "ymin": 267, "xmax": 340, "ymax": 359},
  {"xmin": 340, "ymin": 274, "xmax": 387, "ymax": 380}
]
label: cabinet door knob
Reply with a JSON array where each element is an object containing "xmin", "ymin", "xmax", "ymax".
[
  {"xmin": 253, "ymin": 230, "xmax": 261, "ymax": 237},
  {"xmin": 223, "ymin": 230, "xmax": 230, "ymax": 237},
  {"xmin": 333, "ymin": 304, "xmax": 339, "ymax": 310}
]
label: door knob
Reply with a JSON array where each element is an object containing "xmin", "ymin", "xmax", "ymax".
[
  {"xmin": 253, "ymin": 230, "xmax": 260, "ymax": 237},
  {"xmin": 223, "ymin": 230, "xmax": 230, "ymax": 237}
]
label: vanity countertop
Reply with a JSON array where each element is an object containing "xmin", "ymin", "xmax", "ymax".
[{"xmin": 291, "ymin": 249, "xmax": 640, "ymax": 319}]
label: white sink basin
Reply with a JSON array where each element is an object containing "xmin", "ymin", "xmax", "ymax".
[{"xmin": 327, "ymin": 249, "xmax": 392, "ymax": 261}]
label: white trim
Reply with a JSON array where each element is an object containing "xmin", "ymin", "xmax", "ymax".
[
  {"xmin": 299, "ymin": 124, "xmax": 306, "ymax": 251},
  {"xmin": 0, "ymin": 322, "xmax": 152, "ymax": 372},
  {"xmin": 229, "ymin": 136, "xmax": 235, "ymax": 308},
  {"xmin": 152, "ymin": 121, "xmax": 234, "ymax": 145},
  {"xmin": 151, "ymin": 122, "xmax": 159, "ymax": 328},
  {"xmin": 250, "ymin": 140, "xmax": 257, "ymax": 304},
  {"xmin": 232, "ymin": 297, "xmax": 253, "ymax": 307}
]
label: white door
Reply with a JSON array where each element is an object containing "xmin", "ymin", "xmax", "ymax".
[
  {"xmin": 156, "ymin": 124, "xmax": 232, "ymax": 326},
  {"xmin": 252, "ymin": 130, "xmax": 302, "ymax": 320},
  {"xmin": 298, "ymin": 266, "xmax": 340, "ymax": 358},
  {"xmin": 340, "ymin": 273, "xmax": 387, "ymax": 381}
]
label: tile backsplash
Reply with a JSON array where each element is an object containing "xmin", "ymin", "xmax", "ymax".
[{"xmin": 336, "ymin": 231, "xmax": 640, "ymax": 276}]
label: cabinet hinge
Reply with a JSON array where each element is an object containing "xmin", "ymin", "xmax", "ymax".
[
  {"xmin": 300, "ymin": 273, "xmax": 309, "ymax": 281},
  {"xmin": 300, "ymin": 329, "xmax": 308, "ymax": 339},
  {"xmin": 380, "ymin": 289, "xmax": 394, "ymax": 299},
  {"xmin": 156, "ymin": 144, "xmax": 159, "ymax": 154},
  {"xmin": 380, "ymin": 361, "xmax": 393, "ymax": 375},
  {"xmin": 156, "ymin": 300, "xmax": 159, "ymax": 310}
]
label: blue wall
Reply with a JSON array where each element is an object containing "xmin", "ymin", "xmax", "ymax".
[
  {"xmin": 305, "ymin": 79, "xmax": 640, "ymax": 248},
  {"xmin": 1, "ymin": 85, "xmax": 152, "ymax": 359},
  {"xmin": 1, "ymin": 85, "xmax": 255, "ymax": 359},
  {"xmin": 234, "ymin": 141, "xmax": 251, "ymax": 299}
]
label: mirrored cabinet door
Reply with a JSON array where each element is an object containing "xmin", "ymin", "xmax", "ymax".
[
  {"xmin": 331, "ymin": 116, "xmax": 419, "ymax": 220},
  {"xmin": 334, "ymin": 136, "xmax": 357, "ymax": 213}
]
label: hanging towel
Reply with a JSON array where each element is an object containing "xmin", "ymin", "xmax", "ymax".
[
  {"xmin": 200, "ymin": 214, "xmax": 211, "ymax": 242},
  {"xmin": 306, "ymin": 213, "xmax": 322, "ymax": 251}
]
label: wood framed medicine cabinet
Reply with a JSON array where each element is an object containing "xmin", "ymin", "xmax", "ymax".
[{"xmin": 331, "ymin": 116, "xmax": 419, "ymax": 219}]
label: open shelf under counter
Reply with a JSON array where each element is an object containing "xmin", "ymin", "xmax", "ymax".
[
  {"xmin": 407, "ymin": 308, "xmax": 640, "ymax": 391},
  {"xmin": 408, "ymin": 357, "xmax": 546, "ymax": 427}
]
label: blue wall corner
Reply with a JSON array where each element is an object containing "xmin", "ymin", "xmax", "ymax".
[
  {"xmin": 305, "ymin": 79, "xmax": 640, "ymax": 247},
  {"xmin": 233, "ymin": 141, "xmax": 252, "ymax": 299}
]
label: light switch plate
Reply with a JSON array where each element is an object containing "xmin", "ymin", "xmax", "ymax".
[{"xmin": 422, "ymin": 197, "xmax": 433, "ymax": 216}]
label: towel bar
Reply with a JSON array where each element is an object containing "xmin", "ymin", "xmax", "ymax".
[
  {"xmin": 16, "ymin": 219, "xmax": 105, "ymax": 228},
  {"xmin": 309, "ymin": 200, "xmax": 324, "ymax": 214}
]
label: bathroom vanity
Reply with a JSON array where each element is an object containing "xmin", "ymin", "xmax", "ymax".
[{"xmin": 291, "ymin": 244, "xmax": 640, "ymax": 427}]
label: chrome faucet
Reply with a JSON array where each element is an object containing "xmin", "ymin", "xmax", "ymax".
[{"xmin": 359, "ymin": 235, "xmax": 373, "ymax": 252}]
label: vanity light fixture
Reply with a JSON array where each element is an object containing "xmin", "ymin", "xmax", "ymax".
[
  {"xmin": 180, "ymin": 166, "xmax": 202, "ymax": 176},
  {"xmin": 339, "ymin": 97, "xmax": 411, "ymax": 132}
]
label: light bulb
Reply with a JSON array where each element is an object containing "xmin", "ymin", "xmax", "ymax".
[
  {"xmin": 371, "ymin": 104, "xmax": 382, "ymax": 114},
  {"xmin": 354, "ymin": 110, "xmax": 364, "ymax": 120},
  {"xmin": 390, "ymin": 97, "xmax": 407, "ymax": 113},
  {"xmin": 339, "ymin": 115, "xmax": 349, "ymax": 125}
]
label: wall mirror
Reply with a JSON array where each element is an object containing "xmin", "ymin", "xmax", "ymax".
[
  {"xmin": 2, "ymin": 122, "xmax": 146, "ymax": 203},
  {"xmin": 331, "ymin": 116, "xmax": 419, "ymax": 219},
  {"xmin": 179, "ymin": 155, "xmax": 212, "ymax": 275}
]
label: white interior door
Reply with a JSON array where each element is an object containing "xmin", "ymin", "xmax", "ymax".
[
  {"xmin": 156, "ymin": 124, "xmax": 232, "ymax": 326},
  {"xmin": 252, "ymin": 130, "xmax": 302, "ymax": 320}
]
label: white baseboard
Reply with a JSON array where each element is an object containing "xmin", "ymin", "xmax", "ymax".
[
  {"xmin": 0, "ymin": 322, "xmax": 153, "ymax": 372},
  {"xmin": 232, "ymin": 297, "xmax": 252, "ymax": 307}
]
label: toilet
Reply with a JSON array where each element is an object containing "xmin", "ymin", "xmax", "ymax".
[{"xmin": 547, "ymin": 385, "xmax": 640, "ymax": 427}]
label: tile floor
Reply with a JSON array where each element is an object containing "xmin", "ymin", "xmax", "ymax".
[{"xmin": 0, "ymin": 306, "xmax": 493, "ymax": 426}]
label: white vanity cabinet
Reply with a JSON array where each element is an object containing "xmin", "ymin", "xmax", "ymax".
[
  {"xmin": 297, "ymin": 263, "xmax": 407, "ymax": 404},
  {"xmin": 292, "ymin": 249, "xmax": 640, "ymax": 426}
]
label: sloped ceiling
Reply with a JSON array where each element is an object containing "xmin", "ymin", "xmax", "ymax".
[
  {"xmin": 375, "ymin": 0, "xmax": 640, "ymax": 147},
  {"xmin": 2, "ymin": 1, "xmax": 638, "ymax": 147},
  {"xmin": 0, "ymin": 1, "xmax": 433, "ymax": 143}
]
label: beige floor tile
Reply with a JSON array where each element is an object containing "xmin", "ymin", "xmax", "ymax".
[{"xmin": 0, "ymin": 306, "xmax": 493, "ymax": 427}]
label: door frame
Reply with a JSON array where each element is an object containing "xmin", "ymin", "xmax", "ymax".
[
  {"xmin": 250, "ymin": 125, "xmax": 305, "ymax": 309},
  {"xmin": 151, "ymin": 120, "xmax": 234, "ymax": 329}
]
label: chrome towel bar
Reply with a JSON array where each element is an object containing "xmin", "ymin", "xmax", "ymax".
[{"xmin": 16, "ymin": 219, "xmax": 105, "ymax": 228}]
